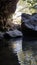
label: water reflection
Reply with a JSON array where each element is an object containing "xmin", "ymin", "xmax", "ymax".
[
  {"xmin": 0, "ymin": 37, "xmax": 37, "ymax": 65},
  {"xmin": 22, "ymin": 38, "xmax": 37, "ymax": 65},
  {"xmin": 0, "ymin": 38, "xmax": 20, "ymax": 65}
]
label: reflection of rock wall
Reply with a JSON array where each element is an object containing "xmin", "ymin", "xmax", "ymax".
[{"xmin": 0, "ymin": 0, "xmax": 19, "ymax": 31}]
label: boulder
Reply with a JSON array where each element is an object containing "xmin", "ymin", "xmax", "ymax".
[
  {"xmin": 4, "ymin": 29, "xmax": 22, "ymax": 38},
  {"xmin": 21, "ymin": 13, "xmax": 37, "ymax": 37}
]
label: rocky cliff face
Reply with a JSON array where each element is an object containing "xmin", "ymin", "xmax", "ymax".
[{"xmin": 0, "ymin": 0, "xmax": 19, "ymax": 31}]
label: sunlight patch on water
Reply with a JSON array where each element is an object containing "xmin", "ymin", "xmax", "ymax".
[{"xmin": 10, "ymin": 38, "xmax": 22, "ymax": 53}]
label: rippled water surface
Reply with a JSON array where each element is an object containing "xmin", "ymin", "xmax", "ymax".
[{"xmin": 0, "ymin": 37, "xmax": 37, "ymax": 65}]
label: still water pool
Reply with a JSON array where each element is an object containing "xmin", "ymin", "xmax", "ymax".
[{"xmin": 0, "ymin": 37, "xmax": 37, "ymax": 65}]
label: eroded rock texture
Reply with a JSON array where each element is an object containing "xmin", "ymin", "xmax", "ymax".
[{"xmin": 0, "ymin": 0, "xmax": 19, "ymax": 31}]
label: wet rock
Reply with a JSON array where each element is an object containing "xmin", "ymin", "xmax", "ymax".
[
  {"xmin": 21, "ymin": 13, "xmax": 37, "ymax": 37},
  {"xmin": 0, "ymin": 29, "xmax": 22, "ymax": 39},
  {"xmin": 4, "ymin": 29, "xmax": 22, "ymax": 38},
  {"xmin": 0, "ymin": 32, "xmax": 4, "ymax": 39}
]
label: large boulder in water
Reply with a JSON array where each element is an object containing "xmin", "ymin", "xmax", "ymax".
[{"xmin": 21, "ymin": 13, "xmax": 37, "ymax": 37}]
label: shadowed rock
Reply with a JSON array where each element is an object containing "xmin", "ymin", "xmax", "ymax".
[
  {"xmin": 0, "ymin": 0, "xmax": 19, "ymax": 31},
  {"xmin": 21, "ymin": 13, "xmax": 37, "ymax": 37}
]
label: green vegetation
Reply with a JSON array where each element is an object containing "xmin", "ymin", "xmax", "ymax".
[{"xmin": 18, "ymin": 0, "xmax": 37, "ymax": 14}]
